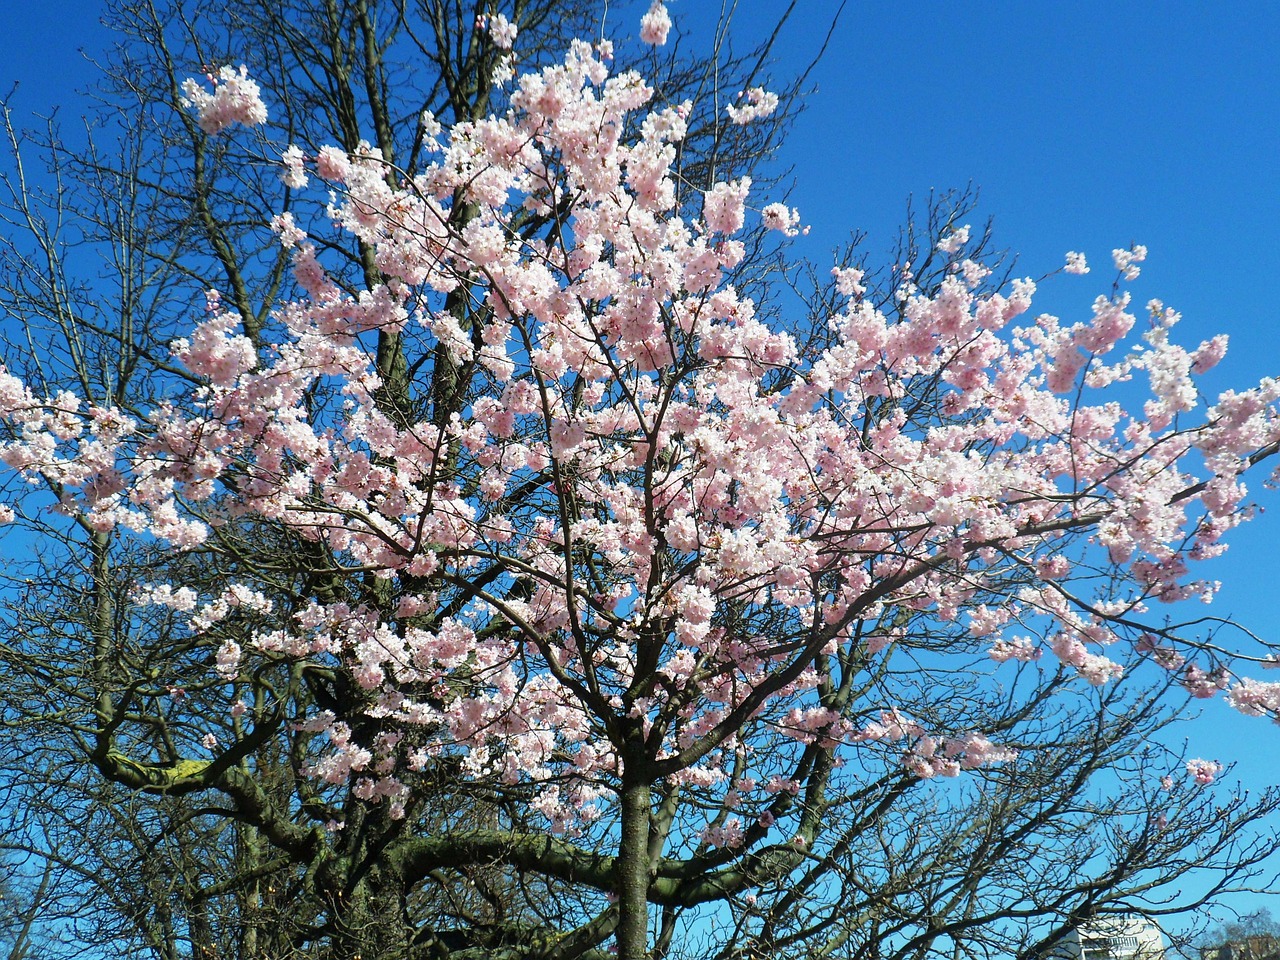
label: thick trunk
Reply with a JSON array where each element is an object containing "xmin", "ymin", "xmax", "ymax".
[
  {"xmin": 323, "ymin": 855, "xmax": 416, "ymax": 960},
  {"xmin": 615, "ymin": 775, "xmax": 653, "ymax": 960},
  {"xmin": 329, "ymin": 893, "xmax": 411, "ymax": 960}
]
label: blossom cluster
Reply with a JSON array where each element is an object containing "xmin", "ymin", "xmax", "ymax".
[
  {"xmin": 179, "ymin": 65, "xmax": 268, "ymax": 135},
  {"xmin": 1186, "ymin": 758, "xmax": 1222, "ymax": 785},
  {"xmin": 639, "ymin": 1, "xmax": 671, "ymax": 46},
  {"xmin": 726, "ymin": 87, "xmax": 779, "ymax": 125},
  {"xmin": 1, "ymin": 27, "xmax": 1277, "ymax": 834}
]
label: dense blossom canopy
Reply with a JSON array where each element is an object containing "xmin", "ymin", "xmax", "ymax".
[{"xmin": 4, "ymin": 23, "xmax": 1280, "ymax": 819}]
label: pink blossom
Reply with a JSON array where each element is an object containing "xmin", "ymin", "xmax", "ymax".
[
  {"xmin": 1112, "ymin": 244, "xmax": 1148, "ymax": 281},
  {"xmin": 639, "ymin": 1, "xmax": 672, "ymax": 45},
  {"xmin": 1185, "ymin": 758, "xmax": 1221, "ymax": 785},
  {"xmin": 314, "ymin": 146, "xmax": 351, "ymax": 181},
  {"xmin": 726, "ymin": 87, "xmax": 779, "ymax": 125},
  {"xmin": 1226, "ymin": 677, "xmax": 1280, "ymax": 717},
  {"xmin": 281, "ymin": 145, "xmax": 308, "ymax": 189},
  {"xmin": 215, "ymin": 639, "xmax": 242, "ymax": 679},
  {"xmin": 948, "ymin": 733, "xmax": 1017, "ymax": 769},
  {"xmin": 937, "ymin": 225, "xmax": 970, "ymax": 254},
  {"xmin": 832, "ymin": 266, "xmax": 866, "ymax": 298},
  {"xmin": 1064, "ymin": 251, "xmax": 1090, "ymax": 274},
  {"xmin": 481, "ymin": 12, "xmax": 518, "ymax": 50},
  {"xmin": 989, "ymin": 636, "xmax": 1041, "ymax": 663},
  {"xmin": 171, "ymin": 312, "xmax": 257, "ymax": 387},
  {"xmin": 2, "ymin": 35, "xmax": 1280, "ymax": 844},
  {"xmin": 700, "ymin": 817, "xmax": 745, "ymax": 849},
  {"xmin": 761, "ymin": 202, "xmax": 803, "ymax": 237},
  {"xmin": 1184, "ymin": 664, "xmax": 1229, "ymax": 699},
  {"xmin": 180, "ymin": 65, "xmax": 268, "ymax": 134},
  {"xmin": 1191, "ymin": 334, "xmax": 1229, "ymax": 374},
  {"xmin": 703, "ymin": 178, "xmax": 751, "ymax": 235}
]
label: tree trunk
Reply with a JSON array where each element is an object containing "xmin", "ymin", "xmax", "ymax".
[{"xmin": 616, "ymin": 773, "xmax": 653, "ymax": 960}]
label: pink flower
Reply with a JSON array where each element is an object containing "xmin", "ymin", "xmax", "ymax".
[
  {"xmin": 281, "ymin": 145, "xmax": 308, "ymax": 189},
  {"xmin": 1064, "ymin": 251, "xmax": 1090, "ymax": 274},
  {"xmin": 726, "ymin": 87, "xmax": 779, "ymax": 125},
  {"xmin": 5, "ymin": 31, "xmax": 1280, "ymax": 846},
  {"xmin": 1226, "ymin": 678, "xmax": 1280, "ymax": 717},
  {"xmin": 483, "ymin": 12, "xmax": 518, "ymax": 50},
  {"xmin": 639, "ymin": 1, "xmax": 672, "ymax": 45},
  {"xmin": 1186, "ymin": 758, "xmax": 1221, "ymax": 785},
  {"xmin": 937, "ymin": 225, "xmax": 970, "ymax": 254},
  {"xmin": 1190, "ymin": 334, "xmax": 1229, "ymax": 374},
  {"xmin": 215, "ymin": 639, "xmax": 242, "ymax": 679},
  {"xmin": 180, "ymin": 65, "xmax": 268, "ymax": 134},
  {"xmin": 1112, "ymin": 244, "xmax": 1148, "ymax": 281},
  {"xmin": 703, "ymin": 178, "xmax": 751, "ymax": 235},
  {"xmin": 761, "ymin": 202, "xmax": 802, "ymax": 237}
]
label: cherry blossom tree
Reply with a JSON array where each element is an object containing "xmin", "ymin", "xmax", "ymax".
[
  {"xmin": 0, "ymin": 1, "xmax": 835, "ymax": 956},
  {"xmin": 2, "ymin": 3, "xmax": 1280, "ymax": 959}
]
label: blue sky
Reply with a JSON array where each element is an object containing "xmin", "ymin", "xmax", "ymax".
[{"xmin": 5, "ymin": 0, "xmax": 1280, "ymax": 932}]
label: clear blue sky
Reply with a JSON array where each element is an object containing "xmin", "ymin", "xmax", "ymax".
[{"xmin": 7, "ymin": 0, "xmax": 1280, "ymax": 931}]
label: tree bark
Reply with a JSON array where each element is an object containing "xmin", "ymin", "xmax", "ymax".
[{"xmin": 616, "ymin": 772, "xmax": 652, "ymax": 960}]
